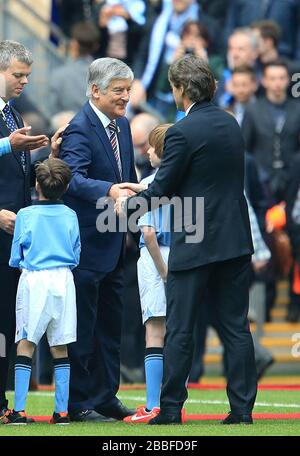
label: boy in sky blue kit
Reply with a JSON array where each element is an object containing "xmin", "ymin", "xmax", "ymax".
[
  {"xmin": 124, "ymin": 124, "xmax": 173, "ymax": 424},
  {"xmin": 5, "ymin": 158, "xmax": 80, "ymax": 425}
]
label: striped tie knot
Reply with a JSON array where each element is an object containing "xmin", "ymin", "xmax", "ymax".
[{"xmin": 108, "ymin": 120, "xmax": 117, "ymax": 133}]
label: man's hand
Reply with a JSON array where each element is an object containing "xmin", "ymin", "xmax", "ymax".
[
  {"xmin": 252, "ymin": 259, "xmax": 269, "ymax": 273},
  {"xmin": 114, "ymin": 195, "xmax": 128, "ymax": 216},
  {"xmin": 0, "ymin": 209, "xmax": 16, "ymax": 235},
  {"xmin": 160, "ymin": 265, "xmax": 168, "ymax": 283},
  {"xmin": 49, "ymin": 124, "xmax": 68, "ymax": 158},
  {"xmin": 130, "ymin": 80, "xmax": 146, "ymax": 108},
  {"xmin": 108, "ymin": 184, "xmax": 136, "ymax": 201},
  {"xmin": 118, "ymin": 182, "xmax": 147, "ymax": 193},
  {"xmin": 9, "ymin": 127, "xmax": 49, "ymax": 152}
]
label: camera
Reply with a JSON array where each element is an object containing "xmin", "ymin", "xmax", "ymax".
[{"xmin": 185, "ymin": 47, "xmax": 195, "ymax": 55}]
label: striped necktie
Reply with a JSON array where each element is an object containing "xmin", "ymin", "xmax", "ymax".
[
  {"xmin": 108, "ymin": 120, "xmax": 122, "ymax": 179},
  {"xmin": 3, "ymin": 104, "xmax": 26, "ymax": 172}
]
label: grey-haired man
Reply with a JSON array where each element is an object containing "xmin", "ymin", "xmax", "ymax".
[{"xmin": 60, "ymin": 57, "xmax": 137, "ymax": 422}]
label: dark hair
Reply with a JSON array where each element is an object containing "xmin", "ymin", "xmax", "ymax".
[
  {"xmin": 71, "ymin": 21, "xmax": 100, "ymax": 55},
  {"xmin": 35, "ymin": 158, "xmax": 72, "ymax": 200},
  {"xmin": 232, "ymin": 65, "xmax": 256, "ymax": 79},
  {"xmin": 149, "ymin": 123, "xmax": 173, "ymax": 159},
  {"xmin": 251, "ymin": 20, "xmax": 281, "ymax": 48},
  {"xmin": 181, "ymin": 20, "xmax": 210, "ymax": 49},
  {"xmin": 168, "ymin": 55, "xmax": 216, "ymax": 102},
  {"xmin": 262, "ymin": 59, "xmax": 289, "ymax": 75}
]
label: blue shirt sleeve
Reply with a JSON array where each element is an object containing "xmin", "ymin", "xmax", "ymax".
[
  {"xmin": 9, "ymin": 212, "xmax": 24, "ymax": 268},
  {"xmin": 0, "ymin": 137, "xmax": 12, "ymax": 157},
  {"xmin": 138, "ymin": 210, "xmax": 155, "ymax": 229},
  {"xmin": 71, "ymin": 215, "xmax": 81, "ymax": 268}
]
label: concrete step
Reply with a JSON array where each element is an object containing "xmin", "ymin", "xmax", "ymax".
[
  {"xmin": 250, "ymin": 322, "xmax": 300, "ymax": 333},
  {"xmin": 271, "ymin": 308, "xmax": 287, "ymax": 319},
  {"xmin": 207, "ymin": 336, "xmax": 296, "ymax": 349},
  {"xmin": 204, "ymin": 353, "xmax": 298, "ymax": 364}
]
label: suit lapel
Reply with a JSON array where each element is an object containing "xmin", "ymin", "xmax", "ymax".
[
  {"xmin": 259, "ymin": 99, "xmax": 276, "ymax": 131},
  {"xmin": 281, "ymin": 101, "xmax": 294, "ymax": 137},
  {"xmin": 85, "ymin": 103, "xmax": 121, "ymax": 182}
]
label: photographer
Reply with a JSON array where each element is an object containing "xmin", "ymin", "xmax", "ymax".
[{"xmin": 173, "ymin": 21, "xmax": 224, "ymax": 80}]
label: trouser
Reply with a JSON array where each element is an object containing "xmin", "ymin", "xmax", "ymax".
[
  {"xmin": 68, "ymin": 265, "xmax": 124, "ymax": 414},
  {"xmin": 161, "ymin": 255, "xmax": 257, "ymax": 414}
]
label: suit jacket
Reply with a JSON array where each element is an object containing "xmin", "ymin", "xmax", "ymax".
[
  {"xmin": 242, "ymin": 97, "xmax": 300, "ymax": 180},
  {"xmin": 286, "ymin": 154, "xmax": 300, "ymax": 263},
  {"xmin": 60, "ymin": 101, "xmax": 137, "ymax": 273},
  {"xmin": 0, "ymin": 107, "xmax": 31, "ymax": 265},
  {"xmin": 128, "ymin": 101, "xmax": 253, "ymax": 272}
]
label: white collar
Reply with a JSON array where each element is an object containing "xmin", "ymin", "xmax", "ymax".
[
  {"xmin": 0, "ymin": 97, "xmax": 7, "ymax": 112},
  {"xmin": 185, "ymin": 102, "xmax": 196, "ymax": 116},
  {"xmin": 89, "ymin": 100, "xmax": 113, "ymax": 129}
]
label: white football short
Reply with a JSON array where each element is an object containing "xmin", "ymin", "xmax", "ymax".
[
  {"xmin": 15, "ymin": 267, "xmax": 77, "ymax": 347},
  {"xmin": 137, "ymin": 246, "xmax": 170, "ymax": 324}
]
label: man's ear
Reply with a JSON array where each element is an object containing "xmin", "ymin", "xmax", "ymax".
[
  {"xmin": 92, "ymin": 84, "xmax": 101, "ymax": 99},
  {"xmin": 35, "ymin": 180, "xmax": 40, "ymax": 193}
]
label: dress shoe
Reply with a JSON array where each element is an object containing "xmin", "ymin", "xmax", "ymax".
[
  {"xmin": 256, "ymin": 357, "xmax": 274, "ymax": 380},
  {"xmin": 97, "ymin": 401, "xmax": 135, "ymax": 420},
  {"xmin": 148, "ymin": 410, "xmax": 182, "ymax": 425},
  {"xmin": 221, "ymin": 412, "xmax": 253, "ymax": 425},
  {"xmin": 70, "ymin": 409, "xmax": 116, "ymax": 422}
]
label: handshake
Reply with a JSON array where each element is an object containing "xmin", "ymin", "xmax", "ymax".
[{"xmin": 108, "ymin": 182, "xmax": 147, "ymax": 215}]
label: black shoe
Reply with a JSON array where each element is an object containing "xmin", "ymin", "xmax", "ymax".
[
  {"xmin": 4, "ymin": 410, "xmax": 28, "ymax": 425},
  {"xmin": 256, "ymin": 357, "xmax": 274, "ymax": 380},
  {"xmin": 221, "ymin": 412, "xmax": 253, "ymax": 425},
  {"xmin": 70, "ymin": 409, "xmax": 116, "ymax": 422},
  {"xmin": 97, "ymin": 401, "xmax": 135, "ymax": 420},
  {"xmin": 50, "ymin": 412, "xmax": 70, "ymax": 425},
  {"xmin": 148, "ymin": 411, "xmax": 182, "ymax": 425},
  {"xmin": 0, "ymin": 402, "xmax": 9, "ymax": 424}
]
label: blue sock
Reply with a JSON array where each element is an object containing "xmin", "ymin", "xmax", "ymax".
[
  {"xmin": 14, "ymin": 355, "xmax": 32, "ymax": 412},
  {"xmin": 53, "ymin": 358, "xmax": 70, "ymax": 413},
  {"xmin": 145, "ymin": 347, "xmax": 163, "ymax": 411}
]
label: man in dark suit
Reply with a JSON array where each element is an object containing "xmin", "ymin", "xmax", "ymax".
[
  {"xmin": 117, "ymin": 55, "xmax": 258, "ymax": 425},
  {"xmin": 60, "ymin": 57, "xmax": 137, "ymax": 422},
  {"xmin": 242, "ymin": 60, "xmax": 300, "ymax": 204},
  {"xmin": 0, "ymin": 40, "xmax": 49, "ymax": 421}
]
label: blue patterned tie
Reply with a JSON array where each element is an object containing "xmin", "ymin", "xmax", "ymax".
[
  {"xmin": 2, "ymin": 104, "xmax": 26, "ymax": 172},
  {"xmin": 108, "ymin": 120, "xmax": 122, "ymax": 179}
]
